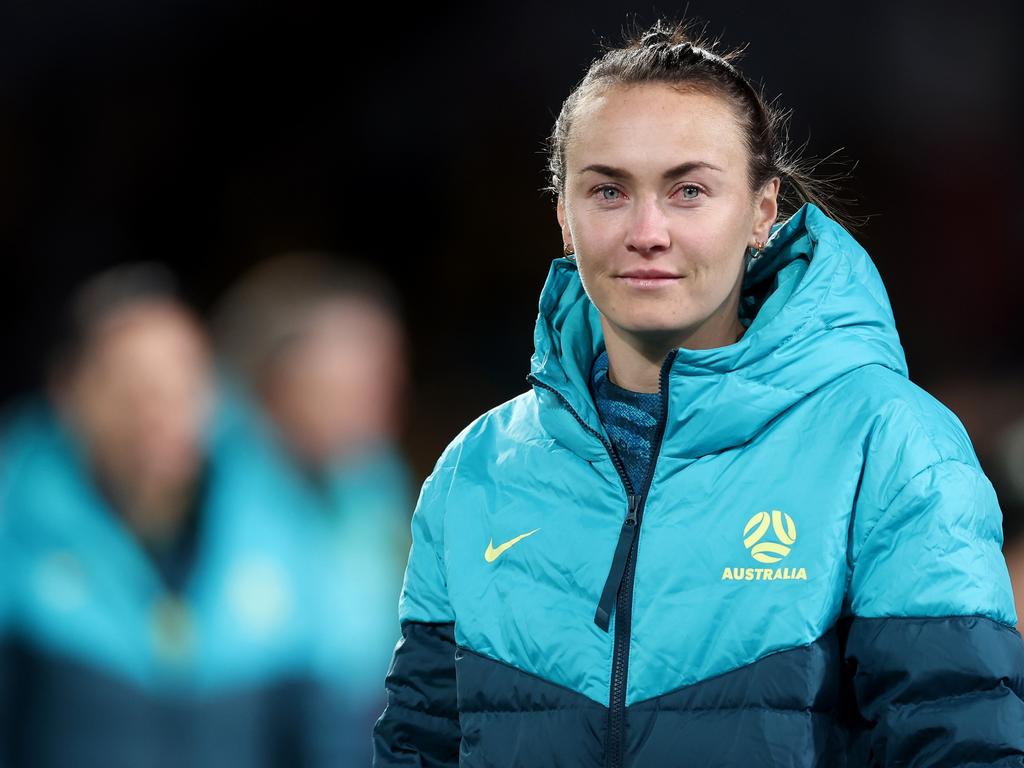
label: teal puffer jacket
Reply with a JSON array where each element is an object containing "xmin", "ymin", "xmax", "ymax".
[{"xmin": 374, "ymin": 203, "xmax": 1024, "ymax": 767}]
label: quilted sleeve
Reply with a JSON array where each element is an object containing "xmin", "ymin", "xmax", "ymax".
[{"xmin": 844, "ymin": 458, "xmax": 1024, "ymax": 766}]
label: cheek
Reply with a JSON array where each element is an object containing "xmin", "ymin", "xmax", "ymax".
[
  {"xmin": 572, "ymin": 230, "xmax": 617, "ymax": 290},
  {"xmin": 684, "ymin": 225, "xmax": 747, "ymax": 282},
  {"xmin": 690, "ymin": 251, "xmax": 737, "ymax": 282},
  {"xmin": 686, "ymin": 255, "xmax": 744, "ymax": 311},
  {"xmin": 574, "ymin": 259, "xmax": 611, "ymax": 313}
]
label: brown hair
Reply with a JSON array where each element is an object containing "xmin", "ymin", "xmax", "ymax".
[
  {"xmin": 545, "ymin": 18, "xmax": 859, "ymax": 231},
  {"xmin": 49, "ymin": 262, "xmax": 192, "ymax": 379},
  {"xmin": 212, "ymin": 251, "xmax": 403, "ymax": 386}
]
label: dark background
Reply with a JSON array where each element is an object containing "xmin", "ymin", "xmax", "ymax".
[{"xmin": 2, "ymin": 0, "xmax": 1022, "ymax": 479}]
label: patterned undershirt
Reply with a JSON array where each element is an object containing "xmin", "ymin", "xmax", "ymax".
[{"xmin": 588, "ymin": 350, "xmax": 664, "ymax": 494}]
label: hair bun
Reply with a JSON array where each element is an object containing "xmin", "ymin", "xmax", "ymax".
[{"xmin": 639, "ymin": 28, "xmax": 674, "ymax": 47}]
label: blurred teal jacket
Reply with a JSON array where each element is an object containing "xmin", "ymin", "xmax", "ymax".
[{"xmin": 0, "ymin": 387, "xmax": 410, "ymax": 768}]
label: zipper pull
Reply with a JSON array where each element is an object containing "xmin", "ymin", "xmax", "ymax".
[
  {"xmin": 625, "ymin": 493, "xmax": 640, "ymax": 525},
  {"xmin": 594, "ymin": 494, "xmax": 642, "ymax": 632}
]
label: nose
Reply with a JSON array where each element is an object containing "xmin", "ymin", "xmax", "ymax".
[{"xmin": 624, "ymin": 196, "xmax": 671, "ymax": 255}]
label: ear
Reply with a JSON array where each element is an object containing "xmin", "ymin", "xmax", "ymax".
[
  {"xmin": 752, "ymin": 177, "xmax": 780, "ymax": 243},
  {"xmin": 556, "ymin": 196, "xmax": 571, "ymax": 245}
]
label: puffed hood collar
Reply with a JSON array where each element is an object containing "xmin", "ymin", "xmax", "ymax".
[{"xmin": 528, "ymin": 203, "xmax": 908, "ymax": 460}]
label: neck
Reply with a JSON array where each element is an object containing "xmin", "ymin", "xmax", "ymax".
[
  {"xmin": 601, "ymin": 311, "xmax": 747, "ymax": 394},
  {"xmin": 101, "ymin": 475, "xmax": 196, "ymax": 550}
]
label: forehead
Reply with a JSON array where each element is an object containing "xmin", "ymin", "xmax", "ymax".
[
  {"xmin": 567, "ymin": 83, "xmax": 747, "ymax": 173},
  {"xmin": 86, "ymin": 303, "xmax": 208, "ymax": 370}
]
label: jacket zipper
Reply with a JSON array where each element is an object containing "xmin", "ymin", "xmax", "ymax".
[
  {"xmin": 524, "ymin": 373, "xmax": 635, "ymax": 498},
  {"xmin": 527, "ymin": 349, "xmax": 677, "ymax": 768}
]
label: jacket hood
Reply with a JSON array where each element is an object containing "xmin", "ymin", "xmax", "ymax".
[{"xmin": 528, "ymin": 202, "xmax": 908, "ymax": 460}]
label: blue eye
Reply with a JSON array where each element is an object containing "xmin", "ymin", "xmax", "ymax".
[
  {"xmin": 598, "ymin": 186, "xmax": 621, "ymax": 201},
  {"xmin": 679, "ymin": 185, "xmax": 702, "ymax": 200}
]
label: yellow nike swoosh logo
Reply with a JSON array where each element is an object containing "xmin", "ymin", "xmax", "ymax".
[{"xmin": 484, "ymin": 528, "xmax": 541, "ymax": 563}]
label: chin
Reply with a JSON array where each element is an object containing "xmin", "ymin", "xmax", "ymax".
[{"xmin": 612, "ymin": 312, "xmax": 695, "ymax": 339}]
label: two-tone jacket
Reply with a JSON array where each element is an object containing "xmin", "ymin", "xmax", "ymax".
[{"xmin": 373, "ymin": 203, "xmax": 1024, "ymax": 767}]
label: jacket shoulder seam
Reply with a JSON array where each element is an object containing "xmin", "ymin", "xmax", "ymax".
[{"xmin": 854, "ymin": 457, "xmax": 985, "ymax": 565}]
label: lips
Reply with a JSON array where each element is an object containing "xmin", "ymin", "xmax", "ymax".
[
  {"xmin": 618, "ymin": 269, "xmax": 680, "ymax": 279},
  {"xmin": 616, "ymin": 269, "xmax": 682, "ymax": 289}
]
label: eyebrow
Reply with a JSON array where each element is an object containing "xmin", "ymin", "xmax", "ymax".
[{"xmin": 578, "ymin": 161, "xmax": 724, "ymax": 180}]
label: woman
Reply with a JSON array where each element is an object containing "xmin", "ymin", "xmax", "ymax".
[{"xmin": 373, "ymin": 20, "xmax": 1024, "ymax": 767}]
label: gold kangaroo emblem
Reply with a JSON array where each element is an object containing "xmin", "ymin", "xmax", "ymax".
[{"xmin": 484, "ymin": 528, "xmax": 541, "ymax": 563}]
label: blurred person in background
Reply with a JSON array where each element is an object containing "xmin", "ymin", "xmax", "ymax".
[
  {"xmin": 0, "ymin": 263, "xmax": 335, "ymax": 767},
  {"xmin": 213, "ymin": 252, "xmax": 413, "ymax": 764}
]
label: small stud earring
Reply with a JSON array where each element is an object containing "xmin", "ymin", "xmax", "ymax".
[
  {"xmin": 563, "ymin": 243, "xmax": 576, "ymax": 261},
  {"xmin": 748, "ymin": 240, "xmax": 765, "ymax": 260}
]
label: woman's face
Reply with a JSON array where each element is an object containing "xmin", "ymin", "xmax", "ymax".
[{"xmin": 557, "ymin": 83, "xmax": 779, "ymax": 350}]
